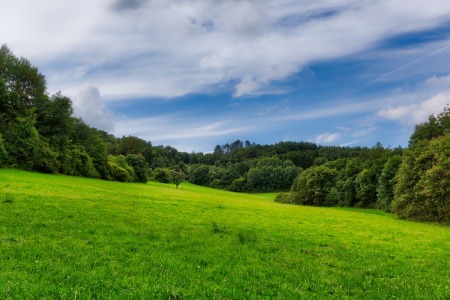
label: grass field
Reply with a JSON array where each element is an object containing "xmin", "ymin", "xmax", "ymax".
[{"xmin": 0, "ymin": 169, "xmax": 449, "ymax": 299}]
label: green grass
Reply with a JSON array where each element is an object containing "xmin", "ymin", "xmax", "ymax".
[{"xmin": 0, "ymin": 169, "xmax": 449, "ymax": 299}]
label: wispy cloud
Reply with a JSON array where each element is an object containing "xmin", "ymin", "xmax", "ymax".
[
  {"xmin": 315, "ymin": 132, "xmax": 342, "ymax": 144},
  {"xmin": 112, "ymin": 115, "xmax": 257, "ymax": 151},
  {"xmin": 3, "ymin": 0, "xmax": 450, "ymax": 100},
  {"xmin": 378, "ymin": 91, "xmax": 450, "ymax": 125},
  {"xmin": 3, "ymin": 0, "xmax": 450, "ymax": 151}
]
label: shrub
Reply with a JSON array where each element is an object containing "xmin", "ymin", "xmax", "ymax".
[
  {"xmin": 108, "ymin": 161, "xmax": 132, "ymax": 182},
  {"xmin": 228, "ymin": 177, "xmax": 246, "ymax": 192},
  {"xmin": 153, "ymin": 168, "xmax": 170, "ymax": 183},
  {"xmin": 274, "ymin": 192, "xmax": 295, "ymax": 204}
]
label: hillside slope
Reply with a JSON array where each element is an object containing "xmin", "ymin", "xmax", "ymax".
[{"xmin": 0, "ymin": 169, "xmax": 449, "ymax": 299}]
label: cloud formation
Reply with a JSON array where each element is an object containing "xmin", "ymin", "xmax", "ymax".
[
  {"xmin": 378, "ymin": 92, "xmax": 450, "ymax": 125},
  {"xmin": 3, "ymin": 1, "xmax": 450, "ymax": 151},
  {"xmin": 315, "ymin": 132, "xmax": 342, "ymax": 144},
  {"xmin": 377, "ymin": 73, "xmax": 450, "ymax": 126},
  {"xmin": 73, "ymin": 86, "xmax": 115, "ymax": 131},
  {"xmin": 3, "ymin": 0, "xmax": 450, "ymax": 100}
]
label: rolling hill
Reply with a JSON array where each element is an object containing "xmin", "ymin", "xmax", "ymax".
[{"xmin": 0, "ymin": 169, "xmax": 449, "ymax": 299}]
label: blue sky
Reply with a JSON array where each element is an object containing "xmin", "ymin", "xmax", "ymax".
[{"xmin": 3, "ymin": 0, "xmax": 450, "ymax": 152}]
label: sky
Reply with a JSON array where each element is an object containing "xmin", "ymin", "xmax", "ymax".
[{"xmin": 2, "ymin": 0, "xmax": 450, "ymax": 153}]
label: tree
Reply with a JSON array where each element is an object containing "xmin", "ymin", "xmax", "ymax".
[
  {"xmin": 152, "ymin": 168, "xmax": 170, "ymax": 183},
  {"xmin": 36, "ymin": 92, "xmax": 74, "ymax": 150},
  {"xmin": 355, "ymin": 169, "xmax": 377, "ymax": 208},
  {"xmin": 72, "ymin": 119, "xmax": 109, "ymax": 179},
  {"xmin": 417, "ymin": 135, "xmax": 450, "ymax": 222},
  {"xmin": 3, "ymin": 112, "xmax": 41, "ymax": 170},
  {"xmin": 125, "ymin": 154, "xmax": 148, "ymax": 183},
  {"xmin": 0, "ymin": 133, "xmax": 7, "ymax": 166},
  {"xmin": 376, "ymin": 155, "xmax": 402, "ymax": 211},
  {"xmin": 0, "ymin": 44, "xmax": 47, "ymax": 108},
  {"xmin": 188, "ymin": 164, "xmax": 210, "ymax": 186},
  {"xmin": 246, "ymin": 157, "xmax": 300, "ymax": 192},
  {"xmin": 169, "ymin": 170, "xmax": 185, "ymax": 189},
  {"xmin": 409, "ymin": 106, "xmax": 450, "ymax": 147},
  {"xmin": 291, "ymin": 165, "xmax": 337, "ymax": 206},
  {"xmin": 336, "ymin": 158, "xmax": 361, "ymax": 207},
  {"xmin": 392, "ymin": 134, "xmax": 450, "ymax": 222},
  {"xmin": 116, "ymin": 135, "xmax": 152, "ymax": 159}
]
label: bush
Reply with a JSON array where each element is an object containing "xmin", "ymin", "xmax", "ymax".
[
  {"xmin": 108, "ymin": 161, "xmax": 132, "ymax": 182},
  {"xmin": 153, "ymin": 168, "xmax": 170, "ymax": 183},
  {"xmin": 290, "ymin": 165, "xmax": 337, "ymax": 206},
  {"xmin": 274, "ymin": 192, "xmax": 295, "ymax": 204},
  {"xmin": 228, "ymin": 177, "xmax": 246, "ymax": 192}
]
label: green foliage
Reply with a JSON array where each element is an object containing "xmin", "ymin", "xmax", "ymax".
[
  {"xmin": 228, "ymin": 177, "xmax": 246, "ymax": 192},
  {"xmin": 34, "ymin": 138, "xmax": 60, "ymax": 173},
  {"xmin": 36, "ymin": 92, "xmax": 74, "ymax": 149},
  {"xmin": 152, "ymin": 168, "xmax": 170, "ymax": 183},
  {"xmin": 274, "ymin": 192, "xmax": 295, "ymax": 204},
  {"xmin": 60, "ymin": 145, "xmax": 99, "ymax": 178},
  {"xmin": 355, "ymin": 169, "xmax": 377, "ymax": 208},
  {"xmin": 291, "ymin": 165, "xmax": 337, "ymax": 206},
  {"xmin": 0, "ymin": 133, "xmax": 7, "ymax": 166},
  {"xmin": 125, "ymin": 154, "xmax": 148, "ymax": 183},
  {"xmin": 0, "ymin": 44, "xmax": 47, "ymax": 107},
  {"xmin": 392, "ymin": 134, "xmax": 450, "ymax": 222},
  {"xmin": 409, "ymin": 106, "xmax": 450, "ymax": 146},
  {"xmin": 3, "ymin": 113, "xmax": 41, "ymax": 170},
  {"xmin": 107, "ymin": 155, "xmax": 136, "ymax": 182},
  {"xmin": 72, "ymin": 119, "xmax": 109, "ymax": 179},
  {"xmin": 246, "ymin": 157, "xmax": 300, "ymax": 192},
  {"xmin": 376, "ymin": 155, "xmax": 402, "ymax": 211},
  {"xmin": 188, "ymin": 164, "xmax": 211, "ymax": 186},
  {"xmin": 169, "ymin": 169, "xmax": 185, "ymax": 189},
  {"xmin": 115, "ymin": 135, "xmax": 153, "ymax": 163},
  {"xmin": 336, "ymin": 158, "xmax": 361, "ymax": 207}
]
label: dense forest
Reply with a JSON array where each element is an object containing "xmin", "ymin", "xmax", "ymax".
[{"xmin": 1, "ymin": 45, "xmax": 449, "ymax": 224}]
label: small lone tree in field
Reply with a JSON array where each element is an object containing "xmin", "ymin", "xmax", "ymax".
[{"xmin": 169, "ymin": 169, "xmax": 185, "ymax": 189}]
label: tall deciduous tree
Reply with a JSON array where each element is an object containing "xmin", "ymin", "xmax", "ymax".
[{"xmin": 0, "ymin": 45, "xmax": 47, "ymax": 108}]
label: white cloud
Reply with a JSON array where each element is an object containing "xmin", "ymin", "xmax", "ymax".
[
  {"xmin": 378, "ymin": 91, "xmax": 450, "ymax": 125},
  {"xmin": 3, "ymin": 0, "xmax": 450, "ymax": 99},
  {"xmin": 234, "ymin": 76, "xmax": 262, "ymax": 97},
  {"xmin": 278, "ymin": 99, "xmax": 383, "ymax": 122},
  {"xmin": 112, "ymin": 114, "xmax": 256, "ymax": 149},
  {"xmin": 73, "ymin": 86, "xmax": 115, "ymax": 131},
  {"xmin": 315, "ymin": 132, "xmax": 342, "ymax": 144}
]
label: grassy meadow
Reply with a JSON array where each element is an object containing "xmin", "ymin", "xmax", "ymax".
[{"xmin": 0, "ymin": 169, "xmax": 449, "ymax": 299}]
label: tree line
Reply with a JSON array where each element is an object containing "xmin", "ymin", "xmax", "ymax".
[
  {"xmin": 275, "ymin": 108, "xmax": 450, "ymax": 224},
  {"xmin": 1, "ymin": 45, "xmax": 449, "ymax": 224}
]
